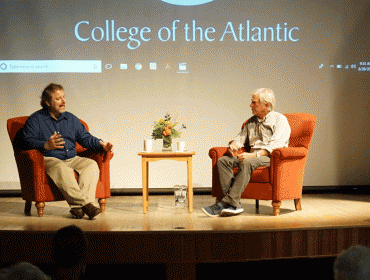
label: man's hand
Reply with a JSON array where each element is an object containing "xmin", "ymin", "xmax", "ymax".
[
  {"xmin": 99, "ymin": 140, "xmax": 113, "ymax": 152},
  {"xmin": 44, "ymin": 131, "xmax": 65, "ymax": 150},
  {"xmin": 227, "ymin": 141, "xmax": 240, "ymax": 157},
  {"xmin": 237, "ymin": 150, "xmax": 269, "ymax": 161},
  {"xmin": 236, "ymin": 152, "xmax": 256, "ymax": 162}
]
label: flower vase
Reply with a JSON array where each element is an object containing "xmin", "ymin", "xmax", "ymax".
[{"xmin": 162, "ymin": 137, "xmax": 172, "ymax": 151}]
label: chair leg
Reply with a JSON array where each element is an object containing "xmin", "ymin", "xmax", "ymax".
[
  {"xmin": 294, "ymin": 198, "xmax": 302, "ymax": 211},
  {"xmin": 98, "ymin": 198, "xmax": 107, "ymax": 212},
  {"xmin": 35, "ymin": 202, "xmax": 45, "ymax": 217},
  {"xmin": 272, "ymin": 201, "xmax": 281, "ymax": 216},
  {"xmin": 24, "ymin": 200, "xmax": 32, "ymax": 216},
  {"xmin": 255, "ymin": 199, "xmax": 259, "ymax": 214}
]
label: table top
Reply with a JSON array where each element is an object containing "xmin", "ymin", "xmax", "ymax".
[{"xmin": 138, "ymin": 151, "xmax": 195, "ymax": 157}]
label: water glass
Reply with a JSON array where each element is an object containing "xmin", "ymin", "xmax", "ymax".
[{"xmin": 174, "ymin": 185, "xmax": 187, "ymax": 205}]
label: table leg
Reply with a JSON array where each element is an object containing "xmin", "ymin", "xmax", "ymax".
[
  {"xmin": 187, "ymin": 156, "xmax": 193, "ymax": 213},
  {"xmin": 142, "ymin": 158, "xmax": 149, "ymax": 213}
]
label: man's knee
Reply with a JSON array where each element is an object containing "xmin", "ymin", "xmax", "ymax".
[
  {"xmin": 217, "ymin": 156, "xmax": 233, "ymax": 168},
  {"xmin": 238, "ymin": 158, "xmax": 255, "ymax": 171},
  {"xmin": 47, "ymin": 160, "xmax": 69, "ymax": 174},
  {"xmin": 239, "ymin": 158, "xmax": 269, "ymax": 171},
  {"xmin": 84, "ymin": 158, "xmax": 99, "ymax": 174}
]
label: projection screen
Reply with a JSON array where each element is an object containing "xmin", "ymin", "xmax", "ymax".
[{"xmin": 1, "ymin": 0, "xmax": 370, "ymax": 191}]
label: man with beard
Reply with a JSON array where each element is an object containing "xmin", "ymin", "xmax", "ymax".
[{"xmin": 23, "ymin": 83, "xmax": 113, "ymax": 219}]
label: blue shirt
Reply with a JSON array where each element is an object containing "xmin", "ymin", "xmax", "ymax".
[{"xmin": 23, "ymin": 108, "xmax": 102, "ymax": 160}]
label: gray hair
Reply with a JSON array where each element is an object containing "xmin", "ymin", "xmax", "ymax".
[
  {"xmin": 253, "ymin": 88, "xmax": 275, "ymax": 111},
  {"xmin": 0, "ymin": 262, "xmax": 50, "ymax": 280},
  {"xmin": 334, "ymin": 245, "xmax": 370, "ymax": 280}
]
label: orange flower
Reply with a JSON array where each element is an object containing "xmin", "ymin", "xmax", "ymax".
[{"xmin": 163, "ymin": 126, "xmax": 172, "ymax": 136}]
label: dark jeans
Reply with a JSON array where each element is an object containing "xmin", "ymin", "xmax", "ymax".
[{"xmin": 217, "ymin": 155, "xmax": 270, "ymax": 207}]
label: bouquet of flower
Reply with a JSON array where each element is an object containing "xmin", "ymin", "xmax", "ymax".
[{"xmin": 152, "ymin": 114, "xmax": 186, "ymax": 150}]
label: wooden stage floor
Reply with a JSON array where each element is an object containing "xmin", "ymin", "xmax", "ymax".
[
  {"xmin": 1, "ymin": 192, "xmax": 370, "ymax": 232},
  {"xmin": 0, "ymin": 192, "xmax": 370, "ymax": 278}
]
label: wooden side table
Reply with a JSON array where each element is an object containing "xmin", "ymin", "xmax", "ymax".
[{"xmin": 138, "ymin": 151, "xmax": 195, "ymax": 214}]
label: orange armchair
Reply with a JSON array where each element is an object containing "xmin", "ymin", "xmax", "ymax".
[
  {"xmin": 209, "ymin": 113, "xmax": 316, "ymax": 216},
  {"xmin": 7, "ymin": 116, "xmax": 114, "ymax": 217}
]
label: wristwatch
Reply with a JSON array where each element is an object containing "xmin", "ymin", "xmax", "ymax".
[{"xmin": 256, "ymin": 151, "xmax": 261, "ymax": 157}]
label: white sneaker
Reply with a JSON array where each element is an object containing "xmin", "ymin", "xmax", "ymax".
[{"xmin": 220, "ymin": 204, "xmax": 244, "ymax": 217}]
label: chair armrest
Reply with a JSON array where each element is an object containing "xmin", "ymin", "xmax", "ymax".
[
  {"xmin": 270, "ymin": 147, "xmax": 308, "ymax": 201},
  {"xmin": 208, "ymin": 147, "xmax": 228, "ymax": 166},
  {"xmin": 15, "ymin": 150, "xmax": 47, "ymax": 195},
  {"xmin": 18, "ymin": 149, "xmax": 46, "ymax": 166},
  {"xmin": 271, "ymin": 147, "xmax": 307, "ymax": 160}
]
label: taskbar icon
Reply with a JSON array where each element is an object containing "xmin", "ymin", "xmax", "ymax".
[
  {"xmin": 102, "ymin": 62, "xmax": 190, "ymax": 73},
  {"xmin": 319, "ymin": 63, "xmax": 357, "ymax": 70}
]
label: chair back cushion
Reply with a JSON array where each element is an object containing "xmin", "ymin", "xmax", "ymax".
[
  {"xmin": 284, "ymin": 113, "xmax": 316, "ymax": 149},
  {"xmin": 7, "ymin": 116, "xmax": 28, "ymax": 144}
]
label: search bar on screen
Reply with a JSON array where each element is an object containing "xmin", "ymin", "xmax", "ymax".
[{"xmin": 0, "ymin": 60, "xmax": 102, "ymax": 73}]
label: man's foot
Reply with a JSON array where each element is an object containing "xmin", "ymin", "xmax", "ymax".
[
  {"xmin": 202, "ymin": 202, "xmax": 227, "ymax": 217},
  {"xmin": 220, "ymin": 203, "xmax": 244, "ymax": 217},
  {"xmin": 70, "ymin": 207, "xmax": 84, "ymax": 219},
  {"xmin": 82, "ymin": 203, "xmax": 102, "ymax": 219}
]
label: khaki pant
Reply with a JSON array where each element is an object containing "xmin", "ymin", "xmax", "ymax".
[
  {"xmin": 217, "ymin": 155, "xmax": 270, "ymax": 207},
  {"xmin": 44, "ymin": 156, "xmax": 99, "ymax": 207}
]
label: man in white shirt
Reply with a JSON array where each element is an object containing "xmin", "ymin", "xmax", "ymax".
[{"xmin": 202, "ymin": 88, "xmax": 291, "ymax": 217}]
